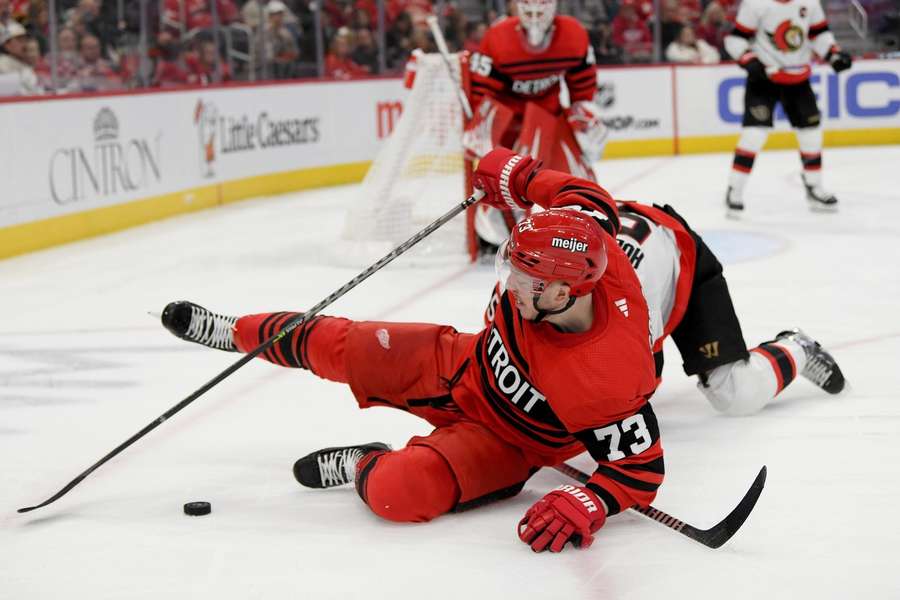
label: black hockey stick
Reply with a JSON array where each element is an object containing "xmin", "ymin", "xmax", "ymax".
[
  {"xmin": 553, "ymin": 462, "xmax": 767, "ymax": 549},
  {"xmin": 18, "ymin": 190, "xmax": 485, "ymax": 514}
]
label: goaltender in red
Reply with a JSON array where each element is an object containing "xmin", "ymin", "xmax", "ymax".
[{"xmin": 161, "ymin": 148, "xmax": 661, "ymax": 553}]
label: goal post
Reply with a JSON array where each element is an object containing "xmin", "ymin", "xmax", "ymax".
[{"xmin": 339, "ymin": 51, "xmax": 477, "ymax": 267}]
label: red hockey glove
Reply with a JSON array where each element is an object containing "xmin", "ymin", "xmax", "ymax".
[
  {"xmin": 473, "ymin": 147, "xmax": 541, "ymax": 211},
  {"xmin": 827, "ymin": 48, "xmax": 852, "ymax": 73},
  {"xmin": 518, "ymin": 484, "xmax": 607, "ymax": 553}
]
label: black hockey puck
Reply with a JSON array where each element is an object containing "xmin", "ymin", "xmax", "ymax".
[{"xmin": 183, "ymin": 501, "xmax": 211, "ymax": 516}]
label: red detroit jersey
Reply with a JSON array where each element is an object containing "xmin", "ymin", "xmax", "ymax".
[
  {"xmin": 470, "ymin": 15, "xmax": 597, "ymax": 116},
  {"xmin": 456, "ymin": 172, "xmax": 664, "ymax": 515}
]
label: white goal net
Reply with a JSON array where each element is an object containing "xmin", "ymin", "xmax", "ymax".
[{"xmin": 338, "ymin": 52, "xmax": 470, "ymax": 267}]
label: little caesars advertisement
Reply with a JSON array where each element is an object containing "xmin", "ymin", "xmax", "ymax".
[{"xmin": 0, "ymin": 78, "xmax": 404, "ymax": 230}]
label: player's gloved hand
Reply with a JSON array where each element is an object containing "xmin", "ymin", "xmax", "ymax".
[
  {"xmin": 517, "ymin": 484, "xmax": 607, "ymax": 553},
  {"xmin": 566, "ymin": 100, "xmax": 609, "ymax": 163},
  {"xmin": 738, "ymin": 53, "xmax": 768, "ymax": 83},
  {"xmin": 473, "ymin": 147, "xmax": 541, "ymax": 210},
  {"xmin": 827, "ymin": 48, "xmax": 852, "ymax": 73}
]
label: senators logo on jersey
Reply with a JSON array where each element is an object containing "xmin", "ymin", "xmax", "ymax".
[{"xmin": 769, "ymin": 20, "xmax": 805, "ymax": 52}]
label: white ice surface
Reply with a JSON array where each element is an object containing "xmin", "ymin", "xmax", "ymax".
[{"xmin": 2, "ymin": 147, "xmax": 900, "ymax": 599}]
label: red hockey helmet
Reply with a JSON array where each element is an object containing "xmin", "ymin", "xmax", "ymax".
[{"xmin": 498, "ymin": 209, "xmax": 608, "ymax": 298}]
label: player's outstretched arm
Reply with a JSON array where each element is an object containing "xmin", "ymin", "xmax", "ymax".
[{"xmin": 473, "ymin": 147, "xmax": 620, "ymax": 236}]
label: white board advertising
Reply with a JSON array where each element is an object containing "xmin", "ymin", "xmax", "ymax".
[
  {"xmin": 0, "ymin": 78, "xmax": 406, "ymax": 229},
  {"xmin": 595, "ymin": 65, "xmax": 675, "ymax": 140},
  {"xmin": 676, "ymin": 58, "xmax": 900, "ymax": 136}
]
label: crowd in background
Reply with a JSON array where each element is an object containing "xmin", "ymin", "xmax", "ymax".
[{"xmin": 1, "ymin": 0, "xmax": 898, "ymax": 96}]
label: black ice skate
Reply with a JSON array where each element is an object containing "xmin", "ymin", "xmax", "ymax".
[
  {"xmin": 802, "ymin": 174, "xmax": 839, "ymax": 212},
  {"xmin": 776, "ymin": 329, "xmax": 845, "ymax": 394},
  {"xmin": 725, "ymin": 185, "xmax": 744, "ymax": 216},
  {"xmin": 161, "ymin": 301, "xmax": 239, "ymax": 352},
  {"xmin": 293, "ymin": 442, "xmax": 391, "ymax": 489}
]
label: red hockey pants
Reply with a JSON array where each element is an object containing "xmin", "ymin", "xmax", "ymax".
[{"xmin": 234, "ymin": 313, "xmax": 538, "ymax": 523}]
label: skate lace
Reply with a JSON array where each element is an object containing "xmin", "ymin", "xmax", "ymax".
[
  {"xmin": 186, "ymin": 306, "xmax": 237, "ymax": 350},
  {"xmin": 317, "ymin": 448, "xmax": 365, "ymax": 487},
  {"xmin": 803, "ymin": 354, "xmax": 833, "ymax": 388}
]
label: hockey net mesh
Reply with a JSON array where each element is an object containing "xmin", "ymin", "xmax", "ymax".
[{"xmin": 338, "ymin": 53, "xmax": 468, "ymax": 267}]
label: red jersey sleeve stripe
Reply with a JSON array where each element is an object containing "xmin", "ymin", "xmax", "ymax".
[
  {"xmin": 733, "ymin": 22, "xmax": 756, "ymax": 35},
  {"xmin": 585, "ymin": 448, "xmax": 664, "ymax": 515},
  {"xmin": 498, "ymin": 55, "xmax": 585, "ymax": 68},
  {"xmin": 471, "ymin": 78, "xmax": 504, "ymax": 92},
  {"xmin": 585, "ymin": 482, "xmax": 622, "ymax": 515},
  {"xmin": 594, "ymin": 464, "xmax": 663, "ymax": 492},
  {"xmin": 566, "ymin": 71, "xmax": 597, "ymax": 85},
  {"xmin": 620, "ymin": 455, "xmax": 665, "ymax": 474}
]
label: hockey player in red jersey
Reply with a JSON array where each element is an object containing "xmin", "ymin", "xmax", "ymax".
[
  {"xmin": 465, "ymin": 0, "xmax": 608, "ymax": 249},
  {"xmin": 723, "ymin": 0, "xmax": 852, "ymax": 214},
  {"xmin": 161, "ymin": 148, "xmax": 662, "ymax": 553},
  {"xmin": 614, "ymin": 200, "xmax": 845, "ymax": 413},
  {"xmin": 465, "ymin": 0, "xmax": 607, "ymax": 169}
]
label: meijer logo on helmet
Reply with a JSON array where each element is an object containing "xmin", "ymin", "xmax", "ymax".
[{"xmin": 551, "ymin": 237, "xmax": 588, "ymax": 252}]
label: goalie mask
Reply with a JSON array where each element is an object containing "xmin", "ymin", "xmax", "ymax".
[
  {"xmin": 517, "ymin": 0, "xmax": 557, "ymax": 48},
  {"xmin": 496, "ymin": 209, "xmax": 608, "ymax": 307}
]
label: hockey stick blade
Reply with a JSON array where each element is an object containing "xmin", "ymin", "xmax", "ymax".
[
  {"xmin": 553, "ymin": 463, "xmax": 767, "ymax": 549},
  {"xmin": 18, "ymin": 190, "xmax": 485, "ymax": 514}
]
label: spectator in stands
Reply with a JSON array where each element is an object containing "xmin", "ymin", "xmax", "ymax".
[
  {"xmin": 77, "ymin": 31, "xmax": 121, "ymax": 90},
  {"xmin": 0, "ymin": 0, "xmax": 10, "ymax": 25},
  {"xmin": 350, "ymin": 6, "xmax": 372, "ymax": 31},
  {"xmin": 401, "ymin": 0, "xmax": 433, "ymax": 28},
  {"xmin": 611, "ymin": 0, "xmax": 652, "ymax": 63},
  {"xmin": 463, "ymin": 20, "xmax": 486, "ymax": 54},
  {"xmin": 386, "ymin": 9, "xmax": 416, "ymax": 70},
  {"xmin": 152, "ymin": 28, "xmax": 190, "ymax": 87},
  {"xmin": 0, "ymin": 20, "xmax": 43, "ymax": 94},
  {"xmin": 409, "ymin": 27, "xmax": 435, "ymax": 53},
  {"xmin": 187, "ymin": 38, "xmax": 229, "ymax": 84},
  {"xmin": 23, "ymin": 34, "xmax": 39, "ymax": 65},
  {"xmin": 263, "ymin": 0, "xmax": 299, "ymax": 79},
  {"xmin": 696, "ymin": 1, "xmax": 730, "ymax": 59},
  {"xmin": 665, "ymin": 24, "xmax": 720, "ymax": 64},
  {"xmin": 322, "ymin": 0, "xmax": 350, "ymax": 31},
  {"xmin": 66, "ymin": 0, "xmax": 119, "ymax": 52},
  {"xmin": 40, "ymin": 26, "xmax": 82, "ymax": 92},
  {"xmin": 659, "ymin": 0, "xmax": 691, "ymax": 53},
  {"xmin": 590, "ymin": 18, "xmax": 624, "ymax": 65},
  {"xmin": 325, "ymin": 26, "xmax": 367, "ymax": 79},
  {"xmin": 24, "ymin": 0, "xmax": 50, "ymax": 50},
  {"xmin": 439, "ymin": 5, "xmax": 466, "ymax": 52},
  {"xmin": 351, "ymin": 26, "xmax": 378, "ymax": 73},
  {"xmin": 242, "ymin": 0, "xmax": 299, "ymax": 29},
  {"xmin": 163, "ymin": 0, "xmax": 239, "ymax": 32}
]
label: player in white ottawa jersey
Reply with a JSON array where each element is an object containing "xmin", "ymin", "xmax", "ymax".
[
  {"xmin": 723, "ymin": 0, "xmax": 852, "ymax": 214},
  {"xmin": 614, "ymin": 201, "xmax": 845, "ymax": 414}
]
